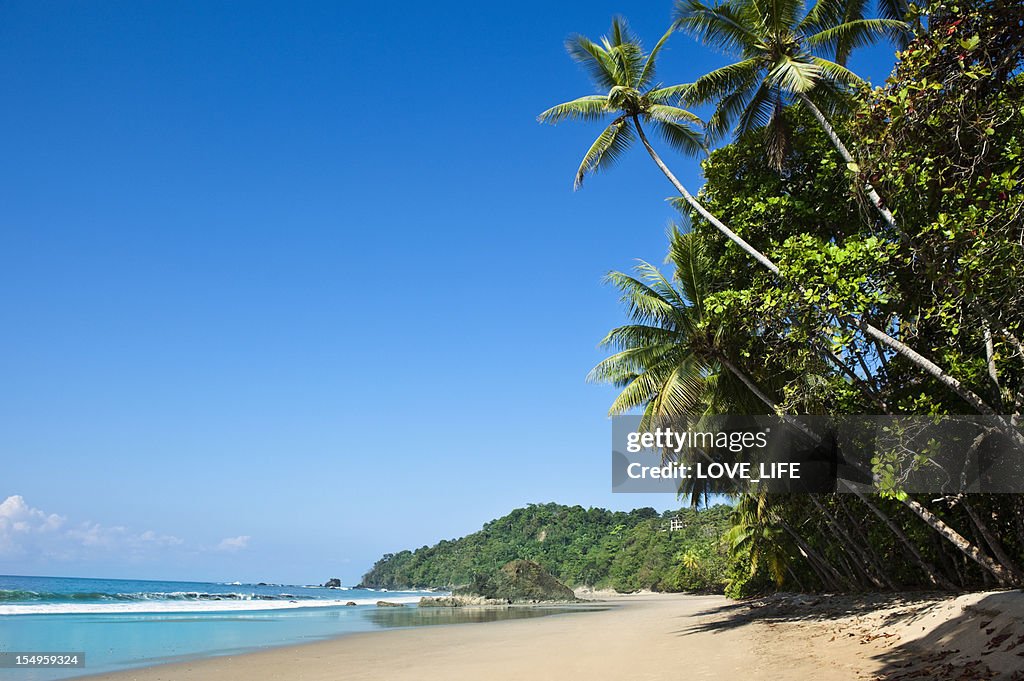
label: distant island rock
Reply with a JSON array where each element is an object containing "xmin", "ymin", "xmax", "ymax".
[
  {"xmin": 453, "ymin": 560, "xmax": 576, "ymax": 603},
  {"xmin": 323, "ymin": 578, "xmax": 342, "ymax": 588}
]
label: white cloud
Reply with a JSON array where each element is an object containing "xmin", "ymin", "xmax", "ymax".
[
  {"xmin": 0, "ymin": 495, "xmax": 64, "ymax": 533},
  {"xmin": 217, "ymin": 535, "xmax": 250, "ymax": 552},
  {"xmin": 0, "ymin": 494, "xmax": 183, "ymax": 560},
  {"xmin": 0, "ymin": 495, "xmax": 65, "ymax": 554}
]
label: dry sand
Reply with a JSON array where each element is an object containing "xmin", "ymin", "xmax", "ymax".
[{"xmin": 80, "ymin": 590, "xmax": 1024, "ymax": 681}]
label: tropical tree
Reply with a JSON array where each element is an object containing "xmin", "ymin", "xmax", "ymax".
[
  {"xmin": 587, "ymin": 228, "xmax": 773, "ymax": 421},
  {"xmin": 541, "ymin": 15, "xmax": 1004, "ymax": 420},
  {"xmin": 673, "ymin": 0, "xmax": 907, "ymax": 230},
  {"xmin": 537, "ymin": 17, "xmax": 703, "ymax": 189},
  {"xmin": 538, "ymin": 17, "xmax": 779, "ymax": 274}
]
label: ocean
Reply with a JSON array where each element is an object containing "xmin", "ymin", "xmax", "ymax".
[
  {"xmin": 0, "ymin": 574, "xmax": 433, "ymax": 680},
  {"xmin": 0, "ymin": 575, "xmax": 592, "ymax": 680}
]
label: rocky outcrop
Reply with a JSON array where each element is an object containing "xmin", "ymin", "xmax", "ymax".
[
  {"xmin": 323, "ymin": 578, "xmax": 342, "ymax": 588},
  {"xmin": 418, "ymin": 595, "xmax": 510, "ymax": 607},
  {"xmin": 376, "ymin": 600, "xmax": 405, "ymax": 607},
  {"xmin": 454, "ymin": 560, "xmax": 576, "ymax": 603}
]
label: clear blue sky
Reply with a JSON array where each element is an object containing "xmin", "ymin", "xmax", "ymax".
[{"xmin": 0, "ymin": 0, "xmax": 899, "ymax": 585}]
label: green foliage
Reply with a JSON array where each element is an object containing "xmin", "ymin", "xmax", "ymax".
[
  {"xmin": 361, "ymin": 503, "xmax": 732, "ymax": 593},
  {"xmin": 587, "ymin": 0, "xmax": 1024, "ymax": 596},
  {"xmin": 538, "ymin": 17, "xmax": 704, "ymax": 189}
]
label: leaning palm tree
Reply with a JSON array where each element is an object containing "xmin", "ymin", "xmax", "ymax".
[
  {"xmin": 673, "ymin": 0, "xmax": 907, "ymax": 228},
  {"xmin": 537, "ymin": 17, "xmax": 704, "ymax": 190},
  {"xmin": 542, "ymin": 16, "xmax": 1002, "ymax": 419},
  {"xmin": 588, "ymin": 228, "xmax": 775, "ymax": 504},
  {"xmin": 595, "ymin": 233, "xmax": 1019, "ymax": 585},
  {"xmin": 538, "ymin": 17, "xmax": 779, "ymax": 274}
]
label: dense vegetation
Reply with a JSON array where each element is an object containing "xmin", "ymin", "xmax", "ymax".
[
  {"xmin": 543, "ymin": 0, "xmax": 1024, "ymax": 597},
  {"xmin": 361, "ymin": 503, "xmax": 731, "ymax": 593}
]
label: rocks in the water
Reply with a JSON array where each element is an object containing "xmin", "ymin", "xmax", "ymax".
[
  {"xmin": 345, "ymin": 601, "xmax": 357, "ymax": 606},
  {"xmin": 323, "ymin": 578, "xmax": 342, "ymax": 588},
  {"xmin": 419, "ymin": 596, "xmax": 510, "ymax": 607},
  {"xmin": 454, "ymin": 560, "xmax": 576, "ymax": 603},
  {"xmin": 376, "ymin": 600, "xmax": 405, "ymax": 607}
]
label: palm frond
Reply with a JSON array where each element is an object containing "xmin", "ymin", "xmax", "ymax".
[
  {"xmin": 537, "ymin": 95, "xmax": 610, "ymax": 124},
  {"xmin": 806, "ymin": 18, "xmax": 908, "ymax": 61},
  {"xmin": 603, "ymin": 269, "xmax": 677, "ymax": 323},
  {"xmin": 673, "ymin": 0, "xmax": 759, "ymax": 56},
  {"xmin": 668, "ymin": 228, "xmax": 710, "ymax": 315},
  {"xmin": 650, "ymin": 116, "xmax": 707, "ymax": 157},
  {"xmin": 705, "ymin": 73, "xmax": 762, "ymax": 141},
  {"xmin": 638, "ymin": 27, "xmax": 675, "ymax": 90},
  {"xmin": 646, "ymin": 83, "xmax": 694, "ymax": 105},
  {"xmin": 574, "ymin": 118, "xmax": 633, "ymax": 190},
  {"xmin": 685, "ymin": 57, "xmax": 764, "ymax": 106},
  {"xmin": 646, "ymin": 104, "xmax": 705, "ymax": 127},
  {"xmin": 766, "ymin": 56, "xmax": 821, "ymax": 93},
  {"xmin": 634, "ymin": 259, "xmax": 694, "ymax": 315},
  {"xmin": 565, "ymin": 34, "xmax": 618, "ymax": 90},
  {"xmin": 605, "ymin": 17, "xmax": 646, "ymax": 87},
  {"xmin": 735, "ymin": 81, "xmax": 777, "ymax": 136},
  {"xmin": 810, "ymin": 56, "xmax": 864, "ymax": 87}
]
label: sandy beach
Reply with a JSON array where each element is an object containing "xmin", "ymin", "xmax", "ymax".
[{"xmin": 77, "ymin": 590, "xmax": 1024, "ymax": 681}]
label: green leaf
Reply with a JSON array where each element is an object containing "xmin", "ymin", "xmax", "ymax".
[
  {"xmin": 958, "ymin": 35, "xmax": 980, "ymax": 51},
  {"xmin": 846, "ymin": 162, "xmax": 861, "ymax": 173}
]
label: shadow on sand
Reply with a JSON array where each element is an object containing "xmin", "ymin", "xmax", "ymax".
[{"xmin": 671, "ymin": 591, "xmax": 1024, "ymax": 680}]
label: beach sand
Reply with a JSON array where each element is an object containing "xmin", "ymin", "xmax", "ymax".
[{"xmin": 80, "ymin": 590, "xmax": 1024, "ymax": 681}]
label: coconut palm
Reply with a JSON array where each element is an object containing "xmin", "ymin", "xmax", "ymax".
[
  {"xmin": 537, "ymin": 17, "xmax": 704, "ymax": 190},
  {"xmin": 673, "ymin": 0, "xmax": 907, "ymax": 227},
  {"xmin": 595, "ymin": 235, "xmax": 1018, "ymax": 585},
  {"xmin": 543, "ymin": 16, "xmax": 1001, "ymax": 418},
  {"xmin": 539, "ymin": 16, "xmax": 782, "ymax": 275},
  {"xmin": 588, "ymin": 228, "xmax": 776, "ymax": 504}
]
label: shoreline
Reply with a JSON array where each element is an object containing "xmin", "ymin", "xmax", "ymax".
[{"xmin": 71, "ymin": 589, "xmax": 1024, "ymax": 681}]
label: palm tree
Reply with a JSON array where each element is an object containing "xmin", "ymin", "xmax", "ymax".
[
  {"xmin": 588, "ymin": 228, "xmax": 779, "ymax": 504},
  {"xmin": 673, "ymin": 0, "xmax": 906, "ymax": 229},
  {"xmin": 542, "ymin": 16, "xmax": 1001, "ymax": 418},
  {"xmin": 587, "ymin": 229, "xmax": 770, "ymax": 420},
  {"xmin": 594, "ymin": 235, "xmax": 1019, "ymax": 586},
  {"xmin": 538, "ymin": 17, "xmax": 779, "ymax": 274}
]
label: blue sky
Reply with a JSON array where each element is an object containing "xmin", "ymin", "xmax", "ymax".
[{"xmin": 0, "ymin": 0, "xmax": 900, "ymax": 585}]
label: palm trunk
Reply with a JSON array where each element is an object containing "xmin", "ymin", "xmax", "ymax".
[
  {"xmin": 844, "ymin": 483, "xmax": 956, "ymax": 590},
  {"xmin": 900, "ymin": 496, "xmax": 1021, "ymax": 586},
  {"xmin": 836, "ymin": 493, "xmax": 897, "ymax": 589},
  {"xmin": 779, "ymin": 518, "xmax": 848, "ymax": 590},
  {"xmin": 961, "ymin": 498, "xmax": 1024, "ymax": 585},
  {"xmin": 715, "ymin": 353, "xmax": 1008, "ymax": 589},
  {"xmin": 629, "ymin": 116, "xmax": 1000, "ymax": 418},
  {"xmin": 811, "ymin": 495, "xmax": 886, "ymax": 589},
  {"xmin": 797, "ymin": 94, "xmax": 900, "ymax": 236}
]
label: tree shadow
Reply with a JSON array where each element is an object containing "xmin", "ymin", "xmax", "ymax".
[
  {"xmin": 671, "ymin": 591, "xmax": 950, "ymax": 636},
  {"xmin": 670, "ymin": 591, "xmax": 1024, "ymax": 680},
  {"xmin": 867, "ymin": 591, "xmax": 1024, "ymax": 681}
]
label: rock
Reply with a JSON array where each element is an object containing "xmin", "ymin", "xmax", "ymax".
[
  {"xmin": 454, "ymin": 560, "xmax": 576, "ymax": 603},
  {"xmin": 376, "ymin": 600, "xmax": 405, "ymax": 607},
  {"xmin": 345, "ymin": 601, "xmax": 357, "ymax": 606},
  {"xmin": 418, "ymin": 596, "xmax": 509, "ymax": 607},
  {"xmin": 323, "ymin": 578, "xmax": 342, "ymax": 588}
]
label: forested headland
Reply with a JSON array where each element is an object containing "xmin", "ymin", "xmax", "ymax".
[{"xmin": 361, "ymin": 503, "xmax": 731, "ymax": 593}]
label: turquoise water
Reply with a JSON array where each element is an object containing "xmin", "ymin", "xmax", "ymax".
[
  {"xmin": 0, "ymin": 575, "xmax": 596, "ymax": 680},
  {"xmin": 0, "ymin": 575, "xmax": 431, "ymax": 680}
]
